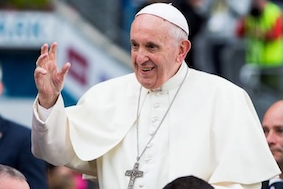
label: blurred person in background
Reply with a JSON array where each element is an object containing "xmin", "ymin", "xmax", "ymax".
[
  {"xmin": 48, "ymin": 164, "xmax": 99, "ymax": 189},
  {"xmin": 163, "ymin": 175, "xmax": 214, "ymax": 189},
  {"xmin": 235, "ymin": 0, "xmax": 283, "ymax": 92},
  {"xmin": 0, "ymin": 0, "xmax": 53, "ymax": 10},
  {"xmin": 0, "ymin": 65, "xmax": 49, "ymax": 189},
  {"xmin": 48, "ymin": 165, "xmax": 78, "ymax": 189},
  {"xmin": 175, "ymin": 0, "xmax": 207, "ymax": 69},
  {"xmin": 0, "ymin": 164, "xmax": 30, "ymax": 189},
  {"xmin": 136, "ymin": 0, "xmax": 170, "ymax": 12},
  {"xmin": 261, "ymin": 100, "xmax": 283, "ymax": 189},
  {"xmin": 270, "ymin": 0, "xmax": 283, "ymax": 8},
  {"xmin": 204, "ymin": 0, "xmax": 251, "ymax": 76}
]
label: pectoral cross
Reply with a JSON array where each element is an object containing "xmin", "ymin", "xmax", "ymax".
[{"xmin": 125, "ymin": 162, "xmax": 144, "ymax": 189}]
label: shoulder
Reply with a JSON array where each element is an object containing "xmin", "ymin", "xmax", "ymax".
[
  {"xmin": 0, "ymin": 116, "xmax": 30, "ymax": 138},
  {"xmin": 266, "ymin": 2, "xmax": 282, "ymax": 14},
  {"xmin": 188, "ymin": 69, "xmax": 244, "ymax": 92},
  {"xmin": 186, "ymin": 69, "xmax": 258, "ymax": 120},
  {"xmin": 186, "ymin": 69, "xmax": 251, "ymax": 105}
]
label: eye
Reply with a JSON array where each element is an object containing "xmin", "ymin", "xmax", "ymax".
[
  {"xmin": 263, "ymin": 127, "xmax": 269, "ymax": 135},
  {"xmin": 275, "ymin": 127, "xmax": 283, "ymax": 134},
  {"xmin": 131, "ymin": 41, "xmax": 139, "ymax": 50},
  {"xmin": 146, "ymin": 42, "xmax": 158, "ymax": 52}
]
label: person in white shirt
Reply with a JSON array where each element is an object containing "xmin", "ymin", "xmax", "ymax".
[{"xmin": 31, "ymin": 2, "xmax": 280, "ymax": 189}]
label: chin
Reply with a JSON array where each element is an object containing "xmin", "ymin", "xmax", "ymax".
[
  {"xmin": 138, "ymin": 78, "xmax": 151, "ymax": 87},
  {"xmin": 141, "ymin": 83, "xmax": 153, "ymax": 89},
  {"xmin": 274, "ymin": 154, "xmax": 283, "ymax": 163}
]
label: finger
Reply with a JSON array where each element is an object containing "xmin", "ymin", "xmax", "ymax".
[
  {"xmin": 59, "ymin": 62, "xmax": 71, "ymax": 77},
  {"xmin": 36, "ymin": 53, "xmax": 48, "ymax": 68},
  {"xmin": 34, "ymin": 67, "xmax": 47, "ymax": 82},
  {"xmin": 49, "ymin": 42, "xmax": 57, "ymax": 61},
  {"xmin": 34, "ymin": 67, "xmax": 47, "ymax": 75},
  {"xmin": 41, "ymin": 43, "xmax": 49, "ymax": 55}
]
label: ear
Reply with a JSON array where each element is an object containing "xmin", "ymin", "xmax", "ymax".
[{"xmin": 176, "ymin": 40, "xmax": 191, "ymax": 63}]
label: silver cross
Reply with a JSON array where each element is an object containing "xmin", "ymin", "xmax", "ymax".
[{"xmin": 125, "ymin": 162, "xmax": 144, "ymax": 189}]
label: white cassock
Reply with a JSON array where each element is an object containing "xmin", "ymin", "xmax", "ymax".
[{"xmin": 32, "ymin": 62, "xmax": 280, "ymax": 189}]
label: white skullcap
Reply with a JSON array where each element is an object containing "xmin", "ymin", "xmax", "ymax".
[{"xmin": 135, "ymin": 3, "xmax": 189, "ymax": 35}]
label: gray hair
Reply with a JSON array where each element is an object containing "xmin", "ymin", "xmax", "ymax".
[
  {"xmin": 0, "ymin": 164, "xmax": 27, "ymax": 181},
  {"xmin": 167, "ymin": 21, "xmax": 188, "ymax": 47}
]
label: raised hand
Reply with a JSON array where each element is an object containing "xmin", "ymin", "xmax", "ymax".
[{"xmin": 34, "ymin": 42, "xmax": 71, "ymax": 109}]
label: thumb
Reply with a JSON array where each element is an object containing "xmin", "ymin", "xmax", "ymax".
[{"xmin": 60, "ymin": 62, "xmax": 71, "ymax": 77}]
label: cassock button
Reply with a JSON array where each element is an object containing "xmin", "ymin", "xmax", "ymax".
[
  {"xmin": 152, "ymin": 117, "xmax": 158, "ymax": 123},
  {"xmin": 155, "ymin": 92, "xmax": 161, "ymax": 96},
  {"xmin": 153, "ymin": 103, "xmax": 160, "ymax": 108}
]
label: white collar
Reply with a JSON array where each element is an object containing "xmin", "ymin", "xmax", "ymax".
[{"xmin": 145, "ymin": 61, "xmax": 189, "ymax": 93}]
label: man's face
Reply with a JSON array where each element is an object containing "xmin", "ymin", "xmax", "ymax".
[
  {"xmin": 130, "ymin": 14, "xmax": 185, "ymax": 90},
  {"xmin": 262, "ymin": 101, "xmax": 283, "ymax": 165}
]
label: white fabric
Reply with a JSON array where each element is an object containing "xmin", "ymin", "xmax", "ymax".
[
  {"xmin": 37, "ymin": 104, "xmax": 53, "ymax": 121},
  {"xmin": 136, "ymin": 3, "xmax": 189, "ymax": 35},
  {"xmin": 32, "ymin": 62, "xmax": 280, "ymax": 189}
]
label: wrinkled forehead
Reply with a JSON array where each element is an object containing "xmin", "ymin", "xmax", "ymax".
[
  {"xmin": 130, "ymin": 14, "xmax": 175, "ymax": 43},
  {"xmin": 135, "ymin": 3, "xmax": 189, "ymax": 35}
]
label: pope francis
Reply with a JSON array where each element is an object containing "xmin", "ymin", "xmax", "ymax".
[{"xmin": 31, "ymin": 3, "xmax": 280, "ymax": 189}]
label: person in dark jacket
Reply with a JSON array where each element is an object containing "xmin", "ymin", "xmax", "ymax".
[{"xmin": 0, "ymin": 65, "xmax": 49, "ymax": 189}]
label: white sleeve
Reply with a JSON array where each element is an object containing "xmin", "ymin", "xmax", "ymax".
[
  {"xmin": 32, "ymin": 95, "xmax": 75, "ymax": 166},
  {"xmin": 37, "ymin": 103, "xmax": 53, "ymax": 122}
]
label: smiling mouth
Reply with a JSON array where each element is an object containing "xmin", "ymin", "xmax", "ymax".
[{"xmin": 142, "ymin": 67, "xmax": 154, "ymax": 72}]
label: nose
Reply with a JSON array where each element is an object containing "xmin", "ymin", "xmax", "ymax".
[
  {"xmin": 134, "ymin": 49, "xmax": 149, "ymax": 64},
  {"xmin": 266, "ymin": 131, "xmax": 277, "ymax": 145}
]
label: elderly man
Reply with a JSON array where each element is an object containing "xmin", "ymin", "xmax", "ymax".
[
  {"xmin": 0, "ymin": 164, "xmax": 30, "ymax": 189},
  {"xmin": 31, "ymin": 3, "xmax": 280, "ymax": 189},
  {"xmin": 261, "ymin": 100, "xmax": 283, "ymax": 189}
]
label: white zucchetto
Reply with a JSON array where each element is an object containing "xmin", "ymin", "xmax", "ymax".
[{"xmin": 135, "ymin": 3, "xmax": 189, "ymax": 35}]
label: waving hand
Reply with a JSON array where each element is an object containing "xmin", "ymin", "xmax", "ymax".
[{"xmin": 34, "ymin": 42, "xmax": 71, "ymax": 109}]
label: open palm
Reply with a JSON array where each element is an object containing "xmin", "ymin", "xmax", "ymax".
[{"xmin": 34, "ymin": 42, "xmax": 71, "ymax": 108}]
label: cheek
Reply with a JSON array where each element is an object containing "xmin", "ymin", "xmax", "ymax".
[
  {"xmin": 131, "ymin": 52, "xmax": 136, "ymax": 63},
  {"xmin": 131, "ymin": 55, "xmax": 138, "ymax": 69}
]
